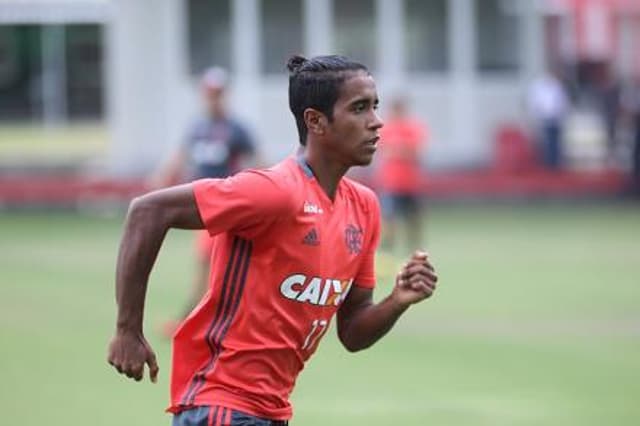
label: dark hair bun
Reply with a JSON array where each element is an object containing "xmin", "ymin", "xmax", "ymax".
[{"xmin": 287, "ymin": 55, "xmax": 307, "ymax": 73}]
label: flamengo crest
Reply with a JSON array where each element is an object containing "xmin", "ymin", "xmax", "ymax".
[{"xmin": 344, "ymin": 224, "xmax": 363, "ymax": 254}]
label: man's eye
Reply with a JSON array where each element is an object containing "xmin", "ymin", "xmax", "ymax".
[{"xmin": 354, "ymin": 103, "xmax": 366, "ymax": 112}]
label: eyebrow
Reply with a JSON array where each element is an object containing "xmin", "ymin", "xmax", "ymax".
[{"xmin": 349, "ymin": 96, "xmax": 379, "ymax": 107}]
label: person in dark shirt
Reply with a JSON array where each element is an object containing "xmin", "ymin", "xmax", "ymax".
[{"xmin": 150, "ymin": 67, "xmax": 258, "ymax": 336}]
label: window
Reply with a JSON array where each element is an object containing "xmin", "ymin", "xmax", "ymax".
[
  {"xmin": 187, "ymin": 0, "xmax": 231, "ymax": 75},
  {"xmin": 0, "ymin": 25, "xmax": 43, "ymax": 121},
  {"xmin": 65, "ymin": 25, "xmax": 103, "ymax": 118},
  {"xmin": 261, "ymin": 0, "xmax": 303, "ymax": 74},
  {"xmin": 405, "ymin": 0, "xmax": 448, "ymax": 72},
  {"xmin": 0, "ymin": 24, "xmax": 104, "ymax": 123},
  {"xmin": 333, "ymin": 0, "xmax": 376, "ymax": 69},
  {"xmin": 475, "ymin": 0, "xmax": 521, "ymax": 72}
]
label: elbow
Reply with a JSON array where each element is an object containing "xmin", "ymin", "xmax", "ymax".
[
  {"xmin": 342, "ymin": 342, "xmax": 364, "ymax": 353},
  {"xmin": 127, "ymin": 196, "xmax": 150, "ymax": 221},
  {"xmin": 338, "ymin": 331, "xmax": 370, "ymax": 353},
  {"xmin": 341, "ymin": 339, "xmax": 370, "ymax": 353},
  {"xmin": 127, "ymin": 195, "xmax": 162, "ymax": 228}
]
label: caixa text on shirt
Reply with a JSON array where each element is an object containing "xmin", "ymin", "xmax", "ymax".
[{"xmin": 280, "ymin": 274, "xmax": 353, "ymax": 306}]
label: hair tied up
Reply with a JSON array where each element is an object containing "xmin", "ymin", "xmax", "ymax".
[{"xmin": 287, "ymin": 55, "xmax": 307, "ymax": 74}]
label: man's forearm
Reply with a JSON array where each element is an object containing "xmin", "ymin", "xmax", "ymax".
[
  {"xmin": 115, "ymin": 198, "xmax": 169, "ymax": 333},
  {"xmin": 115, "ymin": 184, "xmax": 205, "ymax": 333},
  {"xmin": 338, "ymin": 295, "xmax": 409, "ymax": 352}
]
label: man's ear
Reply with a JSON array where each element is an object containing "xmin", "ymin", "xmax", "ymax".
[{"xmin": 303, "ymin": 108, "xmax": 327, "ymax": 136}]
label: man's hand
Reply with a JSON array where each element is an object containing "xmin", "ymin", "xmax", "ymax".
[
  {"xmin": 107, "ymin": 330, "xmax": 159, "ymax": 383},
  {"xmin": 391, "ymin": 250, "xmax": 438, "ymax": 308}
]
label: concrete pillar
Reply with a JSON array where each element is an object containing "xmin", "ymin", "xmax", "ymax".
[
  {"xmin": 231, "ymin": 0, "xmax": 260, "ymax": 127},
  {"xmin": 618, "ymin": 15, "xmax": 639, "ymax": 79},
  {"xmin": 41, "ymin": 24, "xmax": 67, "ymax": 127},
  {"xmin": 232, "ymin": 0, "xmax": 259, "ymax": 79},
  {"xmin": 107, "ymin": 0, "xmax": 180, "ymax": 176},
  {"xmin": 161, "ymin": 0, "xmax": 188, "ymax": 157},
  {"xmin": 304, "ymin": 0, "xmax": 332, "ymax": 56},
  {"xmin": 376, "ymin": 0, "xmax": 403, "ymax": 83},
  {"xmin": 521, "ymin": 0, "xmax": 545, "ymax": 81},
  {"xmin": 449, "ymin": 0, "xmax": 477, "ymax": 166}
]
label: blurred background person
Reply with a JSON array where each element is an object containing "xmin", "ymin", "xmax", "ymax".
[
  {"xmin": 598, "ymin": 66, "xmax": 623, "ymax": 167},
  {"xmin": 527, "ymin": 67, "xmax": 571, "ymax": 171},
  {"xmin": 149, "ymin": 66, "xmax": 258, "ymax": 337},
  {"xmin": 621, "ymin": 74, "xmax": 640, "ymax": 196},
  {"xmin": 375, "ymin": 94, "xmax": 428, "ymax": 255}
]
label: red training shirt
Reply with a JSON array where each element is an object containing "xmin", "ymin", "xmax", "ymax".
[
  {"xmin": 168, "ymin": 156, "xmax": 381, "ymax": 420},
  {"xmin": 377, "ymin": 117, "xmax": 427, "ymax": 194}
]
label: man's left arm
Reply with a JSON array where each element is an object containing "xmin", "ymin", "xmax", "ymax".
[{"xmin": 336, "ymin": 251, "xmax": 438, "ymax": 352}]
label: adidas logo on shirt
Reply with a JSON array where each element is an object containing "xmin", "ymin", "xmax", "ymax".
[
  {"xmin": 302, "ymin": 228, "xmax": 320, "ymax": 246},
  {"xmin": 303, "ymin": 201, "xmax": 323, "ymax": 214}
]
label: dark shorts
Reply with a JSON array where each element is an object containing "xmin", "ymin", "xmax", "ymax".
[
  {"xmin": 381, "ymin": 192, "xmax": 421, "ymax": 219},
  {"xmin": 172, "ymin": 406, "xmax": 288, "ymax": 426}
]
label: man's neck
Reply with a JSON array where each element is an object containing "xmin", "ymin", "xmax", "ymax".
[{"xmin": 300, "ymin": 149, "xmax": 348, "ymax": 202}]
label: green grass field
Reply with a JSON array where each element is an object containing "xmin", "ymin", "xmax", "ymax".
[{"xmin": 1, "ymin": 203, "xmax": 639, "ymax": 425}]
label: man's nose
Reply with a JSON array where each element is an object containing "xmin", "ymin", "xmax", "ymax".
[{"xmin": 369, "ymin": 111, "xmax": 384, "ymax": 130}]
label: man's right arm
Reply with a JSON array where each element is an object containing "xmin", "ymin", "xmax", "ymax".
[{"xmin": 108, "ymin": 183, "xmax": 204, "ymax": 382}]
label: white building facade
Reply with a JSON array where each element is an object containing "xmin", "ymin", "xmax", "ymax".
[
  {"xmin": 2, "ymin": 0, "xmax": 639, "ymax": 175},
  {"xmin": 108, "ymin": 0, "xmax": 549, "ymax": 175}
]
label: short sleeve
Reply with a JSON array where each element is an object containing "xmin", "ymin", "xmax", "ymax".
[
  {"xmin": 192, "ymin": 169, "xmax": 291, "ymax": 240},
  {"xmin": 353, "ymin": 192, "xmax": 381, "ymax": 289}
]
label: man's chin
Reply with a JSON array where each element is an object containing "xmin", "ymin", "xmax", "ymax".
[
  {"xmin": 343, "ymin": 152, "xmax": 374, "ymax": 169},
  {"xmin": 355, "ymin": 154, "xmax": 374, "ymax": 167}
]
